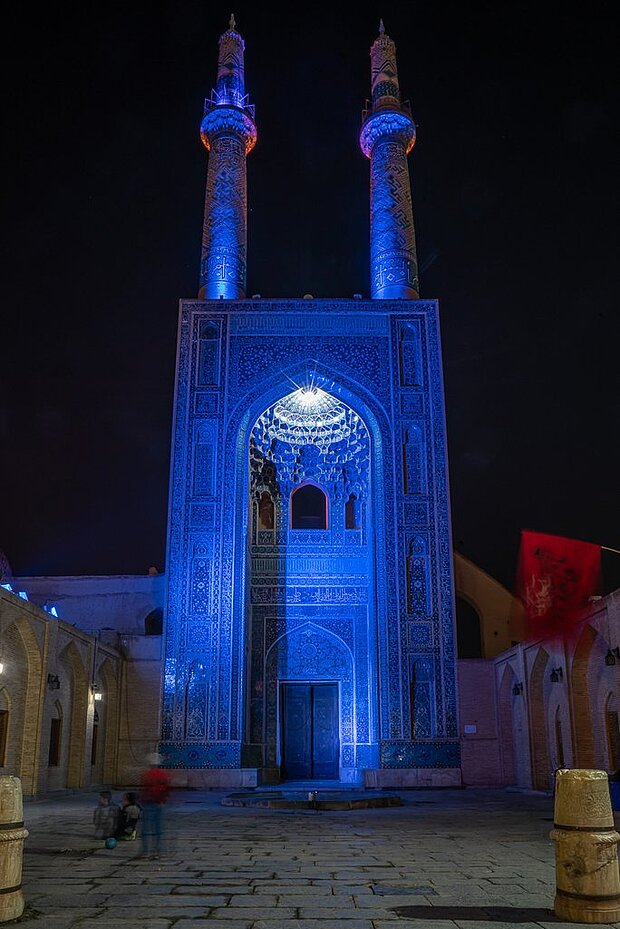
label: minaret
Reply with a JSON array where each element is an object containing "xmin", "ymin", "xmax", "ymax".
[
  {"xmin": 359, "ymin": 21, "xmax": 419, "ymax": 299},
  {"xmin": 198, "ymin": 15, "xmax": 257, "ymax": 300}
]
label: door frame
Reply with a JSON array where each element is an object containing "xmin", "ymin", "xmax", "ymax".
[{"xmin": 278, "ymin": 680, "xmax": 341, "ymax": 779}]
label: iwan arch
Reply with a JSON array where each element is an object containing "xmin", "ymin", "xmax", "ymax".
[{"xmin": 160, "ymin": 18, "xmax": 460, "ymax": 786}]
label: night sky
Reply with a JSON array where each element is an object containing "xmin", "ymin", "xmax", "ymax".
[{"xmin": 3, "ymin": 1, "xmax": 618, "ymax": 593}]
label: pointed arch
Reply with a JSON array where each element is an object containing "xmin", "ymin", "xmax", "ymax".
[
  {"xmin": 0, "ymin": 686, "xmax": 11, "ymax": 767},
  {"xmin": 605, "ymin": 691, "xmax": 620, "ymax": 771},
  {"xmin": 94, "ymin": 657, "xmax": 119, "ymax": 785},
  {"xmin": 48, "ymin": 699, "xmax": 63, "ymax": 768},
  {"xmin": 497, "ymin": 664, "xmax": 517, "ymax": 785},
  {"xmin": 227, "ymin": 361, "xmax": 389, "ymax": 750},
  {"xmin": 58, "ymin": 640, "xmax": 89, "ymax": 788},
  {"xmin": 184, "ymin": 661, "xmax": 210, "ymax": 740},
  {"xmin": 264, "ymin": 623, "xmax": 354, "ymax": 770},
  {"xmin": 529, "ymin": 647, "xmax": 551, "ymax": 789},
  {"xmin": 2, "ymin": 618, "xmax": 41, "ymax": 793},
  {"xmin": 552, "ymin": 705, "xmax": 566, "ymax": 770},
  {"xmin": 571, "ymin": 623, "xmax": 598, "ymax": 767}
]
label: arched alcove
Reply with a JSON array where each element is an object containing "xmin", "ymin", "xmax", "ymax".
[
  {"xmin": 0, "ymin": 687, "xmax": 10, "ymax": 767},
  {"xmin": 144, "ymin": 608, "xmax": 163, "ymax": 636},
  {"xmin": 264, "ymin": 623, "xmax": 354, "ymax": 777},
  {"xmin": 58, "ymin": 640, "xmax": 88, "ymax": 789},
  {"xmin": 94, "ymin": 657, "xmax": 119, "ymax": 785},
  {"xmin": 184, "ymin": 661, "xmax": 210, "ymax": 739},
  {"xmin": 48, "ymin": 700, "xmax": 63, "ymax": 768},
  {"xmin": 497, "ymin": 664, "xmax": 517, "ymax": 785},
  {"xmin": 529, "ymin": 647, "xmax": 552, "ymax": 789},
  {"xmin": 571, "ymin": 624, "xmax": 597, "ymax": 767},
  {"xmin": 1, "ymin": 619, "xmax": 36, "ymax": 787},
  {"xmin": 605, "ymin": 692, "xmax": 620, "ymax": 770},
  {"xmin": 553, "ymin": 705, "xmax": 566, "ymax": 769},
  {"xmin": 455, "ymin": 596, "xmax": 483, "ymax": 658}
]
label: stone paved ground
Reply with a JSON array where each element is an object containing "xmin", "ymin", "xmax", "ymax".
[{"xmin": 10, "ymin": 786, "xmax": 620, "ymax": 929}]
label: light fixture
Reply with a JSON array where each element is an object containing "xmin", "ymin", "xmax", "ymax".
[
  {"xmin": 92, "ymin": 685, "xmax": 103, "ymax": 701},
  {"xmin": 512, "ymin": 682, "xmax": 523, "ymax": 696},
  {"xmin": 605, "ymin": 648, "xmax": 620, "ymax": 667},
  {"xmin": 550, "ymin": 667, "xmax": 563, "ymax": 683},
  {"xmin": 47, "ymin": 673, "xmax": 60, "ymax": 690}
]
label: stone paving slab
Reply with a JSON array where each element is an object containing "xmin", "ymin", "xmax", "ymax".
[
  {"xmin": 65, "ymin": 922, "xmax": 174, "ymax": 929},
  {"xmin": 253, "ymin": 922, "xmax": 375, "ymax": 929},
  {"xmin": 209, "ymin": 906, "xmax": 299, "ymax": 919},
  {"xmin": 174, "ymin": 922, "xmax": 253, "ymax": 929},
  {"xmin": 17, "ymin": 786, "xmax": 620, "ymax": 929}
]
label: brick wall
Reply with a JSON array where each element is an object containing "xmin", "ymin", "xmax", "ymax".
[{"xmin": 457, "ymin": 659, "xmax": 502, "ymax": 785}]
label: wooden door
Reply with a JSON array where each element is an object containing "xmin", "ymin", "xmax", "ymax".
[{"xmin": 281, "ymin": 683, "xmax": 339, "ymax": 780}]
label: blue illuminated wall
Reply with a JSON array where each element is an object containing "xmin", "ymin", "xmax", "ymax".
[{"xmin": 161, "ymin": 298, "xmax": 460, "ymax": 779}]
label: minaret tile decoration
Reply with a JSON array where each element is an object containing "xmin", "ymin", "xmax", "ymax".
[
  {"xmin": 198, "ymin": 15, "xmax": 257, "ymax": 299},
  {"xmin": 360, "ymin": 20, "xmax": 419, "ymax": 299}
]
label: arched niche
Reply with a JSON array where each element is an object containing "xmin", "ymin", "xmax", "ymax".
[
  {"xmin": 1, "ymin": 618, "xmax": 40, "ymax": 793},
  {"xmin": 94, "ymin": 657, "xmax": 119, "ymax": 786},
  {"xmin": 184, "ymin": 661, "xmax": 210, "ymax": 740},
  {"xmin": 571, "ymin": 623, "xmax": 598, "ymax": 767},
  {"xmin": 605, "ymin": 692, "xmax": 620, "ymax": 771},
  {"xmin": 144, "ymin": 608, "xmax": 163, "ymax": 636},
  {"xmin": 248, "ymin": 383, "xmax": 371, "ymax": 532},
  {"xmin": 529, "ymin": 647, "xmax": 552, "ymax": 790},
  {"xmin": 455, "ymin": 596, "xmax": 483, "ymax": 659},
  {"xmin": 58, "ymin": 640, "xmax": 88, "ymax": 789},
  {"xmin": 0, "ymin": 687, "xmax": 10, "ymax": 768},
  {"xmin": 264, "ymin": 623, "xmax": 354, "ymax": 771},
  {"xmin": 497, "ymin": 664, "xmax": 517, "ymax": 785}
]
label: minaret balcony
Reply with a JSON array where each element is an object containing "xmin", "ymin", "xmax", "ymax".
[
  {"xmin": 200, "ymin": 103, "xmax": 257, "ymax": 154},
  {"xmin": 359, "ymin": 109, "xmax": 416, "ymax": 158}
]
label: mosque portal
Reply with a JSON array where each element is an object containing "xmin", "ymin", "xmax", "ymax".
[{"xmin": 160, "ymin": 18, "xmax": 461, "ymax": 787}]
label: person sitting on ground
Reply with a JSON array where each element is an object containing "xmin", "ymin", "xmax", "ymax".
[
  {"xmin": 93, "ymin": 789, "xmax": 120, "ymax": 840},
  {"xmin": 116, "ymin": 791, "xmax": 142, "ymax": 841}
]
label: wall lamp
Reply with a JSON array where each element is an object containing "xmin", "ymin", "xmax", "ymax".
[
  {"xmin": 512, "ymin": 682, "xmax": 524, "ymax": 696},
  {"xmin": 605, "ymin": 648, "xmax": 620, "ymax": 666},
  {"xmin": 550, "ymin": 667, "xmax": 563, "ymax": 683},
  {"xmin": 92, "ymin": 684, "xmax": 103, "ymax": 701},
  {"xmin": 47, "ymin": 673, "xmax": 60, "ymax": 690}
]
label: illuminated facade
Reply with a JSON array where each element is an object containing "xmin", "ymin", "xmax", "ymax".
[{"xmin": 161, "ymin": 19, "xmax": 461, "ymax": 785}]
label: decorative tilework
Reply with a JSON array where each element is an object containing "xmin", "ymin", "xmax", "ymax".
[{"xmin": 164, "ymin": 297, "xmax": 458, "ymax": 777}]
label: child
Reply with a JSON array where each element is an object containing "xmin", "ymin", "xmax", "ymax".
[
  {"xmin": 116, "ymin": 791, "xmax": 142, "ymax": 841},
  {"xmin": 93, "ymin": 789, "xmax": 120, "ymax": 839}
]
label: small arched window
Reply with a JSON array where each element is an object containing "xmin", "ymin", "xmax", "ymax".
[
  {"xmin": 291, "ymin": 484, "xmax": 327, "ymax": 529},
  {"xmin": 145, "ymin": 608, "xmax": 163, "ymax": 636}
]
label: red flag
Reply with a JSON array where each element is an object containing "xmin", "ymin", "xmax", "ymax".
[{"xmin": 516, "ymin": 530, "xmax": 602, "ymax": 641}]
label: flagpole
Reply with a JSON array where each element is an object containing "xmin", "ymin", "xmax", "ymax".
[{"xmin": 602, "ymin": 546, "xmax": 620, "ymax": 556}]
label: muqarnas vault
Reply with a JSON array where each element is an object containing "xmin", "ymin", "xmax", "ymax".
[{"xmin": 161, "ymin": 17, "xmax": 460, "ymax": 787}]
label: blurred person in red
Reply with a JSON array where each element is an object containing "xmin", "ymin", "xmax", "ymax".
[{"xmin": 138, "ymin": 752, "xmax": 171, "ymax": 858}]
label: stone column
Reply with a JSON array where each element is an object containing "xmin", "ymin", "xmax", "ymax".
[
  {"xmin": 550, "ymin": 768, "xmax": 620, "ymax": 923},
  {"xmin": 0, "ymin": 776, "xmax": 29, "ymax": 922}
]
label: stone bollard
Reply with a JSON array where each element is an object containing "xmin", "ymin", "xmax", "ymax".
[
  {"xmin": 0, "ymin": 776, "xmax": 29, "ymax": 922},
  {"xmin": 550, "ymin": 768, "xmax": 620, "ymax": 923}
]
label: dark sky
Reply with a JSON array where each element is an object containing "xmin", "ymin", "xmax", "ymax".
[{"xmin": 3, "ymin": 1, "xmax": 618, "ymax": 592}]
